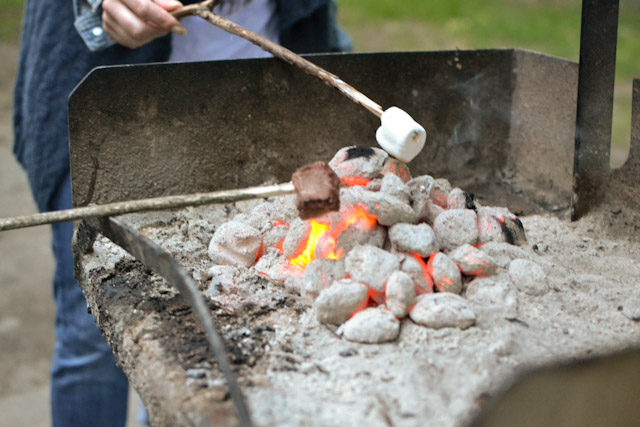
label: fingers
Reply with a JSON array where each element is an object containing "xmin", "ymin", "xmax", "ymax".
[
  {"xmin": 123, "ymin": 0, "xmax": 184, "ymax": 29},
  {"xmin": 153, "ymin": 0, "xmax": 184, "ymax": 12},
  {"xmin": 102, "ymin": 0, "xmax": 186, "ymax": 49}
]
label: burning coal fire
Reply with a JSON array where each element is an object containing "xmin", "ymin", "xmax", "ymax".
[
  {"xmin": 287, "ymin": 206, "xmax": 377, "ymax": 270},
  {"xmin": 208, "ymin": 146, "xmax": 528, "ymax": 344}
]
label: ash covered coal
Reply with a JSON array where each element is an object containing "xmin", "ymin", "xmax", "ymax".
[{"xmin": 207, "ymin": 146, "xmax": 534, "ymax": 344}]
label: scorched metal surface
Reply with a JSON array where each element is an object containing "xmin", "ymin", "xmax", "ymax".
[{"xmin": 68, "ymin": 49, "xmax": 578, "ymax": 213}]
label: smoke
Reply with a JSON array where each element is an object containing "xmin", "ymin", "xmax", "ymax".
[
  {"xmin": 446, "ymin": 72, "xmax": 511, "ymax": 148},
  {"xmin": 447, "ymin": 73, "xmax": 485, "ymax": 147}
]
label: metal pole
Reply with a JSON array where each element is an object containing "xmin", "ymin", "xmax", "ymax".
[{"xmin": 571, "ymin": 0, "xmax": 619, "ymax": 220}]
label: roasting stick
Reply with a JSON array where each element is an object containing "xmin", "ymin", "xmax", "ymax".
[
  {"xmin": 0, "ymin": 161, "xmax": 340, "ymax": 232},
  {"xmin": 173, "ymin": 0, "xmax": 427, "ymax": 163},
  {"xmin": 0, "ymin": 183, "xmax": 293, "ymax": 232}
]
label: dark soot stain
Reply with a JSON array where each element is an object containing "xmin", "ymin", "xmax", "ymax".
[{"xmin": 346, "ymin": 147, "xmax": 375, "ymax": 160}]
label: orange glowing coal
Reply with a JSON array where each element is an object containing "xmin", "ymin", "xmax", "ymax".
[
  {"xmin": 410, "ymin": 252, "xmax": 435, "ymax": 294},
  {"xmin": 288, "ymin": 205, "xmax": 377, "ymax": 270},
  {"xmin": 340, "ymin": 176, "xmax": 371, "ymax": 187},
  {"xmin": 289, "ymin": 220, "xmax": 334, "ymax": 269}
]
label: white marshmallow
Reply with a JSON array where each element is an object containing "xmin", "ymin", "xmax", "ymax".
[{"xmin": 375, "ymin": 106, "xmax": 427, "ymax": 163}]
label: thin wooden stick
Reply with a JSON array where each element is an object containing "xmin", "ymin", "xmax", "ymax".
[
  {"xmin": 172, "ymin": 1, "xmax": 384, "ymax": 118},
  {"xmin": 0, "ymin": 182, "xmax": 295, "ymax": 232}
]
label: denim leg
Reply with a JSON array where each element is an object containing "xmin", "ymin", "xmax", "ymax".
[{"xmin": 50, "ymin": 174, "xmax": 128, "ymax": 427}]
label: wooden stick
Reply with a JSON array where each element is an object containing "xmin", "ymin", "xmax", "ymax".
[
  {"xmin": 172, "ymin": 1, "xmax": 385, "ymax": 118},
  {"xmin": 0, "ymin": 182, "xmax": 295, "ymax": 232}
]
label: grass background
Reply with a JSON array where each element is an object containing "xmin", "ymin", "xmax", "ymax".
[
  {"xmin": 0, "ymin": 0, "xmax": 22, "ymax": 45},
  {"xmin": 1, "ymin": 0, "xmax": 638, "ymax": 159},
  {"xmin": 338, "ymin": 0, "xmax": 640, "ymax": 161}
]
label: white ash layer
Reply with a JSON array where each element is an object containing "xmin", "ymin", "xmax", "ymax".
[
  {"xmin": 315, "ymin": 279, "xmax": 369, "ymax": 325},
  {"xmin": 338, "ymin": 306, "xmax": 400, "ymax": 344},
  {"xmin": 424, "ymin": 199, "xmax": 445, "ymax": 225},
  {"xmin": 208, "ymin": 221, "xmax": 262, "ymax": 267},
  {"xmin": 328, "ymin": 146, "xmax": 389, "ymax": 180},
  {"xmin": 408, "ymin": 175, "xmax": 436, "ymax": 222},
  {"xmin": 477, "ymin": 206, "xmax": 527, "ymax": 245},
  {"xmin": 447, "ymin": 187, "xmax": 469, "ymax": 210},
  {"xmin": 620, "ymin": 296, "xmax": 640, "ymax": 321},
  {"xmin": 244, "ymin": 201, "xmax": 285, "ymax": 233},
  {"xmin": 389, "ymin": 223, "xmax": 439, "ymax": 257},
  {"xmin": 427, "ymin": 252, "xmax": 463, "ymax": 294},
  {"xmin": 335, "ymin": 221, "xmax": 387, "ymax": 255},
  {"xmin": 205, "ymin": 265, "xmax": 240, "ymax": 297},
  {"xmin": 263, "ymin": 224, "xmax": 289, "ymax": 250},
  {"xmin": 254, "ymin": 248, "xmax": 300, "ymax": 284},
  {"xmin": 431, "ymin": 178, "xmax": 453, "ymax": 208},
  {"xmin": 302, "ymin": 258, "xmax": 346, "ymax": 298},
  {"xmin": 433, "ymin": 209, "xmax": 479, "ymax": 251},
  {"xmin": 398, "ymin": 253, "xmax": 434, "ymax": 294},
  {"xmin": 478, "ymin": 241, "xmax": 532, "ymax": 269},
  {"xmin": 385, "ymin": 271, "xmax": 417, "ymax": 318},
  {"xmin": 409, "ymin": 293, "xmax": 476, "ymax": 329},
  {"xmin": 380, "ymin": 173, "xmax": 412, "ymax": 204},
  {"xmin": 449, "ymin": 244, "xmax": 498, "ymax": 277},
  {"xmin": 465, "ymin": 275, "xmax": 519, "ymax": 320},
  {"xmin": 344, "ymin": 245, "xmax": 400, "ymax": 295},
  {"xmin": 508, "ymin": 258, "xmax": 549, "ymax": 296},
  {"xmin": 477, "ymin": 206, "xmax": 511, "ymax": 244},
  {"xmin": 341, "ymin": 185, "xmax": 417, "ymax": 226},
  {"xmin": 381, "ymin": 158, "xmax": 412, "ymax": 183}
]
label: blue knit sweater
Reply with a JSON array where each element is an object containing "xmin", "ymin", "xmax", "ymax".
[{"xmin": 13, "ymin": 0, "xmax": 350, "ymax": 212}]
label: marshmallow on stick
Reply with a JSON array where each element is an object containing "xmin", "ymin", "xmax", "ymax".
[{"xmin": 376, "ymin": 107, "xmax": 427, "ymax": 163}]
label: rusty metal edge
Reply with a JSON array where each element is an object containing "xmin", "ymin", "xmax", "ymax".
[{"xmin": 77, "ymin": 217, "xmax": 253, "ymax": 427}]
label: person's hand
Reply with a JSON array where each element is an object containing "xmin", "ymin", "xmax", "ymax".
[{"xmin": 102, "ymin": 0, "xmax": 187, "ymax": 49}]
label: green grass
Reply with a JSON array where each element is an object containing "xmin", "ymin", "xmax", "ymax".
[
  {"xmin": 339, "ymin": 0, "xmax": 639, "ymax": 78},
  {"xmin": 0, "ymin": 0, "xmax": 23, "ymax": 45},
  {"xmin": 338, "ymin": 0, "xmax": 640, "ymax": 156}
]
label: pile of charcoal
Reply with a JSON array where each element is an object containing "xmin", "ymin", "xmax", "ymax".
[{"xmin": 206, "ymin": 146, "xmax": 548, "ymax": 344}]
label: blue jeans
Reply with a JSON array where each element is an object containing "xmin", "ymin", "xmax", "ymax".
[{"xmin": 50, "ymin": 174, "xmax": 129, "ymax": 427}]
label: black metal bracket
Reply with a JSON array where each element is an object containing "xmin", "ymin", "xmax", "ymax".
[
  {"xmin": 572, "ymin": 0, "xmax": 619, "ymax": 219},
  {"xmin": 572, "ymin": 0, "xmax": 640, "ymax": 219}
]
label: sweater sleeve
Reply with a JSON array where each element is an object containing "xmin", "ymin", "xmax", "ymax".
[{"xmin": 73, "ymin": 0, "xmax": 115, "ymax": 51}]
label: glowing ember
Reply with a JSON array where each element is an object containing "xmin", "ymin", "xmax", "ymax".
[
  {"xmin": 255, "ymin": 242, "xmax": 265, "ymax": 263},
  {"xmin": 368, "ymin": 287, "xmax": 385, "ymax": 305},
  {"xmin": 287, "ymin": 206, "xmax": 377, "ymax": 270},
  {"xmin": 340, "ymin": 176, "xmax": 371, "ymax": 187},
  {"xmin": 432, "ymin": 192, "xmax": 448, "ymax": 208},
  {"xmin": 449, "ymin": 244, "xmax": 498, "ymax": 277},
  {"xmin": 289, "ymin": 220, "xmax": 332, "ymax": 269},
  {"xmin": 348, "ymin": 299, "xmax": 373, "ymax": 319},
  {"xmin": 426, "ymin": 252, "xmax": 462, "ymax": 294},
  {"xmin": 410, "ymin": 252, "xmax": 434, "ymax": 294}
]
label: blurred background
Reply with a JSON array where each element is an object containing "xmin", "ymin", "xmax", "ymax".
[{"xmin": 0, "ymin": 0, "xmax": 638, "ymax": 425}]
